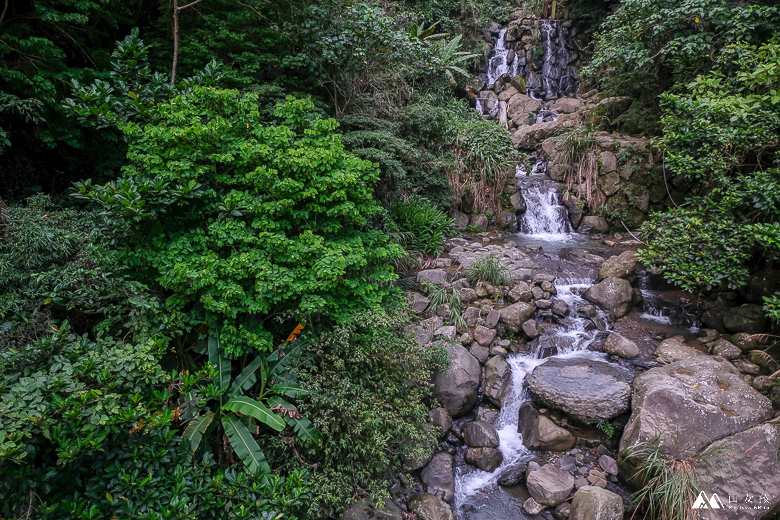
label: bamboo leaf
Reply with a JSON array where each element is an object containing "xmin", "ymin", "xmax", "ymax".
[
  {"xmin": 222, "ymin": 415, "xmax": 270, "ymax": 475},
  {"xmin": 223, "ymin": 396, "xmax": 285, "ymax": 431}
]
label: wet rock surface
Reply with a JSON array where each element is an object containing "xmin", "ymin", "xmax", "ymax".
[
  {"xmin": 620, "ymin": 356, "xmax": 774, "ymax": 463},
  {"xmin": 527, "ymin": 358, "xmax": 632, "ymax": 424}
]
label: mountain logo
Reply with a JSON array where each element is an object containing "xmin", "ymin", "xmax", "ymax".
[{"xmin": 692, "ymin": 491, "xmax": 724, "ymax": 509}]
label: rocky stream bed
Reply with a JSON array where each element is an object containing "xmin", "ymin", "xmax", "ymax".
[{"xmin": 345, "ymin": 10, "xmax": 780, "ymax": 520}]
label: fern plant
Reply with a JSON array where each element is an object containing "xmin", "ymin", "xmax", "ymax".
[
  {"xmin": 466, "ymin": 256, "xmax": 510, "ymax": 286},
  {"xmin": 181, "ymin": 329, "xmax": 320, "ymax": 475}
]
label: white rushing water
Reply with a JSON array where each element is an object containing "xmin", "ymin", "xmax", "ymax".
[
  {"xmin": 486, "ymin": 28, "xmax": 510, "ymax": 85},
  {"xmin": 453, "ymin": 278, "xmax": 610, "ymax": 517},
  {"xmin": 516, "ymin": 161, "xmax": 573, "ymax": 241}
]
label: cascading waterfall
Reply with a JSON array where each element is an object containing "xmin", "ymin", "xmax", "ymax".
[
  {"xmin": 516, "ymin": 161, "xmax": 573, "ymax": 239},
  {"xmin": 453, "ymin": 278, "xmax": 611, "ymax": 519},
  {"xmin": 486, "ymin": 29, "xmax": 510, "ymax": 85}
]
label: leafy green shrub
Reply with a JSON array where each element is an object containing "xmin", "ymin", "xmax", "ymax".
[
  {"xmin": 274, "ymin": 309, "xmax": 447, "ymax": 518},
  {"xmin": 466, "ymin": 256, "xmax": 510, "ymax": 286},
  {"xmin": 583, "ymin": 0, "xmax": 780, "ymax": 103},
  {"xmin": 638, "ymin": 208, "xmax": 753, "ymax": 292},
  {"xmin": 391, "ymin": 199, "xmax": 455, "ymax": 254},
  {"xmin": 640, "ymin": 40, "xmax": 780, "ymax": 295},
  {"xmin": 0, "ymin": 327, "xmax": 310, "ymax": 518},
  {"xmin": 75, "ymin": 88, "xmax": 404, "ymax": 355}
]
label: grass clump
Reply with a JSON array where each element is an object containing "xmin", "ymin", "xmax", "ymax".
[
  {"xmin": 423, "ymin": 282, "xmax": 465, "ymax": 329},
  {"xmin": 466, "ymin": 256, "xmax": 509, "ymax": 286},
  {"xmin": 624, "ymin": 435, "xmax": 733, "ymax": 520}
]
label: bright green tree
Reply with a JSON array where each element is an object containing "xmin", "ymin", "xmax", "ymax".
[{"xmin": 75, "ymin": 87, "xmax": 403, "ymax": 354}]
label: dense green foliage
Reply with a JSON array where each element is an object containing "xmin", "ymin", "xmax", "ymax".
[
  {"xmin": 638, "ymin": 39, "xmax": 780, "ymax": 293},
  {"xmin": 1, "ymin": 0, "xmax": 517, "ymax": 517},
  {"xmin": 272, "ymin": 309, "xmax": 447, "ymax": 517}
]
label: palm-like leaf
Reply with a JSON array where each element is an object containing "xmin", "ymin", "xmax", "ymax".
[
  {"xmin": 229, "ymin": 356, "xmax": 263, "ymax": 397},
  {"xmin": 208, "ymin": 330, "xmax": 231, "ymax": 393},
  {"xmin": 182, "ymin": 411, "xmax": 214, "ymax": 454},
  {"xmin": 270, "ymin": 380, "xmax": 310, "ymax": 398},
  {"xmin": 223, "ymin": 396, "xmax": 285, "ymax": 431},
  {"xmin": 267, "ymin": 338, "xmax": 307, "ymax": 378},
  {"xmin": 222, "ymin": 414, "xmax": 270, "ymax": 475}
]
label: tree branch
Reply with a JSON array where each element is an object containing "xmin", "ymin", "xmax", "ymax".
[
  {"xmin": 179, "ymin": 0, "xmax": 208, "ymax": 11},
  {"xmin": 0, "ymin": 0, "xmax": 9, "ymax": 25}
]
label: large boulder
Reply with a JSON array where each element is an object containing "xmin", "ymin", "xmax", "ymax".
[
  {"xmin": 433, "ymin": 343, "xmax": 481, "ymax": 417},
  {"xmin": 696, "ymin": 423, "xmax": 780, "ymax": 520},
  {"xmin": 518, "ymin": 402, "xmax": 576, "ymax": 451},
  {"xmin": 603, "ymin": 332, "xmax": 640, "ymax": 359},
  {"xmin": 473, "ymin": 325, "xmax": 497, "ymax": 346},
  {"xmin": 420, "ymin": 452, "xmax": 455, "ymax": 501},
  {"xmin": 527, "ymin": 358, "xmax": 631, "ymax": 424},
  {"xmin": 463, "ymin": 421, "xmax": 500, "ymax": 448},
  {"xmin": 343, "ymin": 498, "xmax": 403, "ymax": 520},
  {"xmin": 428, "ymin": 407, "xmax": 452, "ymax": 437},
  {"xmin": 526, "ymin": 464, "xmax": 575, "ymax": 507},
  {"xmin": 723, "ymin": 303, "xmax": 768, "ymax": 333},
  {"xmin": 597, "ymin": 251, "xmax": 638, "ymax": 282},
  {"xmin": 570, "ymin": 487, "xmax": 624, "ymax": 520},
  {"xmin": 512, "ymin": 119, "xmax": 573, "ymax": 149},
  {"xmin": 578, "ymin": 216, "xmax": 609, "ymax": 234},
  {"xmin": 551, "ymin": 97, "xmax": 583, "ymax": 114},
  {"xmin": 465, "ymin": 447, "xmax": 504, "ymax": 472},
  {"xmin": 500, "ymin": 302, "xmax": 536, "ymax": 333},
  {"xmin": 508, "ymin": 282, "xmax": 534, "ymax": 303},
  {"xmin": 506, "ymin": 93, "xmax": 541, "ymax": 126},
  {"xmin": 619, "ymin": 356, "xmax": 773, "ymax": 466},
  {"xmin": 583, "ymin": 277, "xmax": 634, "ymax": 317},
  {"xmin": 653, "ymin": 335, "xmax": 704, "ymax": 364},
  {"xmin": 483, "ymin": 355, "xmax": 511, "ymax": 407},
  {"xmin": 408, "ymin": 494, "xmax": 455, "ymax": 520}
]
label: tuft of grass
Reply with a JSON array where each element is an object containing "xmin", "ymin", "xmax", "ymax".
[
  {"xmin": 466, "ymin": 256, "xmax": 510, "ymax": 286},
  {"xmin": 625, "ymin": 435, "xmax": 734, "ymax": 520},
  {"xmin": 423, "ymin": 282, "xmax": 466, "ymax": 329}
]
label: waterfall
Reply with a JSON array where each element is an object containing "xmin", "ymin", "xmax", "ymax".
[
  {"xmin": 486, "ymin": 29, "xmax": 510, "ymax": 85},
  {"xmin": 453, "ymin": 277, "xmax": 611, "ymax": 518},
  {"xmin": 516, "ymin": 161, "xmax": 572, "ymax": 239}
]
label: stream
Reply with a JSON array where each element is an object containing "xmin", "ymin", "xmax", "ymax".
[{"xmin": 453, "ymin": 19, "xmax": 701, "ymax": 519}]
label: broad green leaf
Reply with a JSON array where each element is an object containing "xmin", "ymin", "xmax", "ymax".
[
  {"xmin": 182, "ymin": 411, "xmax": 214, "ymax": 454},
  {"xmin": 285, "ymin": 415, "xmax": 321, "ymax": 445},
  {"xmin": 222, "ymin": 415, "xmax": 270, "ymax": 475},
  {"xmin": 208, "ymin": 330, "xmax": 231, "ymax": 393},
  {"xmin": 230, "ymin": 356, "xmax": 263, "ymax": 397},
  {"xmin": 223, "ymin": 396, "xmax": 285, "ymax": 431},
  {"xmin": 270, "ymin": 381, "xmax": 309, "ymax": 398}
]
